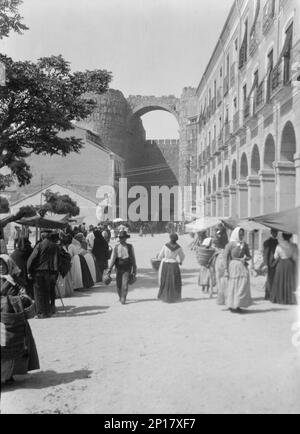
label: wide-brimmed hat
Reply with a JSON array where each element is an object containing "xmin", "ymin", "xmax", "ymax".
[{"xmin": 118, "ymin": 230, "xmax": 130, "ymax": 239}]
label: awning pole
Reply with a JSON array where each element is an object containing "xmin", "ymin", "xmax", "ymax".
[{"xmin": 251, "ymin": 231, "xmax": 255, "ymax": 269}]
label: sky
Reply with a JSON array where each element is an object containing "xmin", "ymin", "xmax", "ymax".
[{"xmin": 1, "ymin": 0, "xmax": 233, "ymax": 138}]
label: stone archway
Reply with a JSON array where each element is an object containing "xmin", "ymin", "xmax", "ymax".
[
  {"xmin": 275, "ymin": 121, "xmax": 297, "ymax": 210},
  {"xmin": 238, "ymin": 153, "xmax": 249, "ymax": 218},
  {"xmin": 248, "ymin": 145, "xmax": 261, "ymax": 216},
  {"xmin": 251, "ymin": 144, "xmax": 261, "ymax": 175},
  {"xmin": 127, "ymin": 95, "xmax": 180, "ymax": 122},
  {"xmin": 260, "ymin": 134, "xmax": 276, "ymax": 214}
]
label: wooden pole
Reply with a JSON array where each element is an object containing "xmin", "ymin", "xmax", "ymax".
[{"xmin": 251, "ymin": 231, "xmax": 255, "ymax": 269}]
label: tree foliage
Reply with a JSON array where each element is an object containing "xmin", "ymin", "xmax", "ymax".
[
  {"xmin": 39, "ymin": 190, "xmax": 80, "ymax": 217},
  {"xmin": 0, "ymin": 195, "xmax": 9, "ymax": 213},
  {"xmin": 0, "ymin": 54, "xmax": 112, "ymax": 190},
  {"xmin": 0, "ymin": 0, "xmax": 28, "ymax": 39}
]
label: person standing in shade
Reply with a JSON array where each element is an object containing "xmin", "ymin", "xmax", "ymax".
[
  {"xmin": 27, "ymin": 231, "xmax": 60, "ymax": 318},
  {"xmin": 157, "ymin": 233, "xmax": 185, "ymax": 303},
  {"xmin": 224, "ymin": 227, "xmax": 252, "ymax": 313},
  {"xmin": 271, "ymin": 233, "xmax": 298, "ymax": 305},
  {"xmin": 263, "ymin": 229, "xmax": 278, "ymax": 300},
  {"xmin": 107, "ymin": 231, "xmax": 137, "ymax": 305}
]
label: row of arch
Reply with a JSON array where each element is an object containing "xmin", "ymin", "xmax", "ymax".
[{"xmin": 204, "ymin": 121, "xmax": 296, "ymax": 195}]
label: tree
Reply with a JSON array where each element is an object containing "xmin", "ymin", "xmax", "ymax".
[
  {"xmin": 0, "ymin": 0, "xmax": 28, "ymax": 39},
  {"xmin": 0, "ymin": 54, "xmax": 112, "ymax": 189},
  {"xmin": 39, "ymin": 190, "xmax": 80, "ymax": 218},
  {"xmin": 0, "ymin": 195, "xmax": 9, "ymax": 213}
]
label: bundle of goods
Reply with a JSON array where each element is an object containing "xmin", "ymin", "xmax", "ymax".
[
  {"xmin": 196, "ymin": 247, "xmax": 215, "ymax": 267},
  {"xmin": 151, "ymin": 258, "xmax": 161, "ymax": 271}
]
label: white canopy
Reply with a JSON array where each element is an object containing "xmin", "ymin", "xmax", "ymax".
[{"xmin": 185, "ymin": 217, "xmax": 222, "ymax": 233}]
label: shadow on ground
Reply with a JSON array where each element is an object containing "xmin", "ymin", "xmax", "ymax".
[
  {"xmin": 1, "ymin": 369, "xmax": 93, "ymax": 392},
  {"xmin": 55, "ymin": 305, "xmax": 109, "ymax": 317}
]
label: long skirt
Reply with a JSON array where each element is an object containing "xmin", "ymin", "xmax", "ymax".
[
  {"xmin": 226, "ymin": 260, "xmax": 252, "ymax": 309},
  {"xmin": 55, "ymin": 273, "xmax": 74, "ymax": 299},
  {"xmin": 198, "ymin": 265, "xmax": 211, "ymax": 288},
  {"xmin": 271, "ymin": 258, "xmax": 296, "ymax": 305},
  {"xmin": 158, "ymin": 262, "xmax": 182, "ymax": 303},
  {"xmin": 1, "ymin": 321, "xmax": 39, "ymax": 383},
  {"xmin": 83, "ymin": 252, "xmax": 97, "ymax": 284},
  {"xmin": 70, "ymin": 255, "xmax": 94, "ymax": 291}
]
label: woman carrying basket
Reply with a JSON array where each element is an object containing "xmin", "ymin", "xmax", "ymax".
[{"xmin": 1, "ymin": 255, "xmax": 40, "ymax": 386}]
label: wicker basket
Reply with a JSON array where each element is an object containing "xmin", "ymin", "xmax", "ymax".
[
  {"xmin": 151, "ymin": 258, "xmax": 161, "ymax": 271},
  {"xmin": 196, "ymin": 247, "xmax": 215, "ymax": 266}
]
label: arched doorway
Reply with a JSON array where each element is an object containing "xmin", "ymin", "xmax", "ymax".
[
  {"xmin": 276, "ymin": 121, "xmax": 296, "ymax": 210},
  {"xmin": 238, "ymin": 153, "xmax": 249, "ymax": 218},
  {"xmin": 261, "ymin": 134, "xmax": 276, "ymax": 213},
  {"xmin": 249, "ymin": 145, "xmax": 261, "ymax": 217}
]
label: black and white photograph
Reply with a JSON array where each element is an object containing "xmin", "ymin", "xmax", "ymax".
[{"xmin": 1, "ymin": 0, "xmax": 300, "ymax": 416}]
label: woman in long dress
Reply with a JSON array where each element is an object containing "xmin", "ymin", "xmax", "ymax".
[
  {"xmin": 92, "ymin": 229, "xmax": 110, "ymax": 281},
  {"xmin": 70, "ymin": 235, "xmax": 94, "ymax": 291},
  {"xmin": 271, "ymin": 233, "xmax": 298, "ymax": 305},
  {"xmin": 157, "ymin": 233, "xmax": 185, "ymax": 303},
  {"xmin": 224, "ymin": 227, "xmax": 252, "ymax": 313},
  {"xmin": 1, "ymin": 255, "xmax": 39, "ymax": 385}
]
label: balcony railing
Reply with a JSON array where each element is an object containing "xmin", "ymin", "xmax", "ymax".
[
  {"xmin": 224, "ymin": 122, "xmax": 231, "ymax": 142},
  {"xmin": 223, "ymin": 76, "xmax": 229, "ymax": 97},
  {"xmin": 211, "ymin": 97, "xmax": 216, "ymax": 114},
  {"xmin": 271, "ymin": 63, "xmax": 282, "ymax": 96},
  {"xmin": 249, "ymin": 29, "xmax": 259, "ymax": 57},
  {"xmin": 263, "ymin": 0, "xmax": 275, "ymax": 35},
  {"xmin": 244, "ymin": 99, "xmax": 251, "ymax": 120},
  {"xmin": 211, "ymin": 138, "xmax": 217, "ymax": 155},
  {"xmin": 217, "ymin": 133, "xmax": 223, "ymax": 151},
  {"xmin": 230, "ymin": 63, "xmax": 236, "ymax": 88},
  {"xmin": 233, "ymin": 112, "xmax": 239, "ymax": 133},
  {"xmin": 217, "ymin": 87, "xmax": 222, "ymax": 106},
  {"xmin": 254, "ymin": 81, "xmax": 265, "ymax": 113}
]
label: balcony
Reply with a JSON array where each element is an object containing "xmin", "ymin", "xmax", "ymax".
[
  {"xmin": 254, "ymin": 81, "xmax": 265, "ymax": 114},
  {"xmin": 230, "ymin": 63, "xmax": 236, "ymax": 88},
  {"xmin": 211, "ymin": 138, "xmax": 217, "ymax": 156},
  {"xmin": 211, "ymin": 97, "xmax": 216, "ymax": 115},
  {"xmin": 217, "ymin": 87, "xmax": 223, "ymax": 106},
  {"xmin": 217, "ymin": 133, "xmax": 224, "ymax": 152},
  {"xmin": 249, "ymin": 29, "xmax": 259, "ymax": 57},
  {"xmin": 233, "ymin": 112, "xmax": 240, "ymax": 133},
  {"xmin": 224, "ymin": 122, "xmax": 231, "ymax": 143},
  {"xmin": 270, "ymin": 61, "xmax": 292, "ymax": 100},
  {"xmin": 223, "ymin": 76, "xmax": 229, "ymax": 97},
  {"xmin": 263, "ymin": 1, "xmax": 275, "ymax": 35},
  {"xmin": 244, "ymin": 99, "xmax": 251, "ymax": 120}
]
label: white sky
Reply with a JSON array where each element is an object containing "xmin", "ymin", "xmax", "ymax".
[{"xmin": 0, "ymin": 0, "xmax": 233, "ymax": 138}]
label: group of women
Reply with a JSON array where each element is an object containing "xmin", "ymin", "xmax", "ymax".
[
  {"xmin": 158, "ymin": 225, "xmax": 298, "ymax": 311},
  {"xmin": 56, "ymin": 229, "xmax": 111, "ymax": 298}
]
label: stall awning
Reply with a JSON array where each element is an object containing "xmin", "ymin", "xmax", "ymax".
[
  {"xmin": 16, "ymin": 214, "xmax": 69, "ymax": 230},
  {"xmin": 248, "ymin": 207, "xmax": 300, "ymax": 234},
  {"xmin": 185, "ymin": 217, "xmax": 222, "ymax": 233}
]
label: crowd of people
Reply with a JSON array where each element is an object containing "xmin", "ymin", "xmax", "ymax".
[{"xmin": 1, "ymin": 218, "xmax": 298, "ymax": 386}]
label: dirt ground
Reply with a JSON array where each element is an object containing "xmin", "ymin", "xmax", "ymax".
[{"xmin": 1, "ymin": 234, "xmax": 300, "ymax": 414}]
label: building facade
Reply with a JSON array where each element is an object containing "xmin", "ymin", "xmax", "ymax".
[{"xmin": 189, "ymin": 0, "xmax": 300, "ymax": 219}]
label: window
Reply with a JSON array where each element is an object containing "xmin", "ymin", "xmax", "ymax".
[
  {"xmin": 235, "ymin": 38, "xmax": 238, "ymax": 51},
  {"xmin": 226, "ymin": 54, "xmax": 230, "ymax": 76},
  {"xmin": 220, "ymin": 67, "xmax": 223, "ymax": 78},
  {"xmin": 234, "ymin": 97, "xmax": 237, "ymax": 111},
  {"xmin": 243, "ymin": 84, "xmax": 247, "ymax": 102}
]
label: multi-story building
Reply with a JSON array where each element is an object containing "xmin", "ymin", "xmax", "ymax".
[{"xmin": 193, "ymin": 0, "xmax": 300, "ymax": 220}]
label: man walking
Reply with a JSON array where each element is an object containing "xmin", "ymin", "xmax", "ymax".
[
  {"xmin": 107, "ymin": 231, "xmax": 137, "ymax": 305},
  {"xmin": 27, "ymin": 231, "xmax": 60, "ymax": 318}
]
